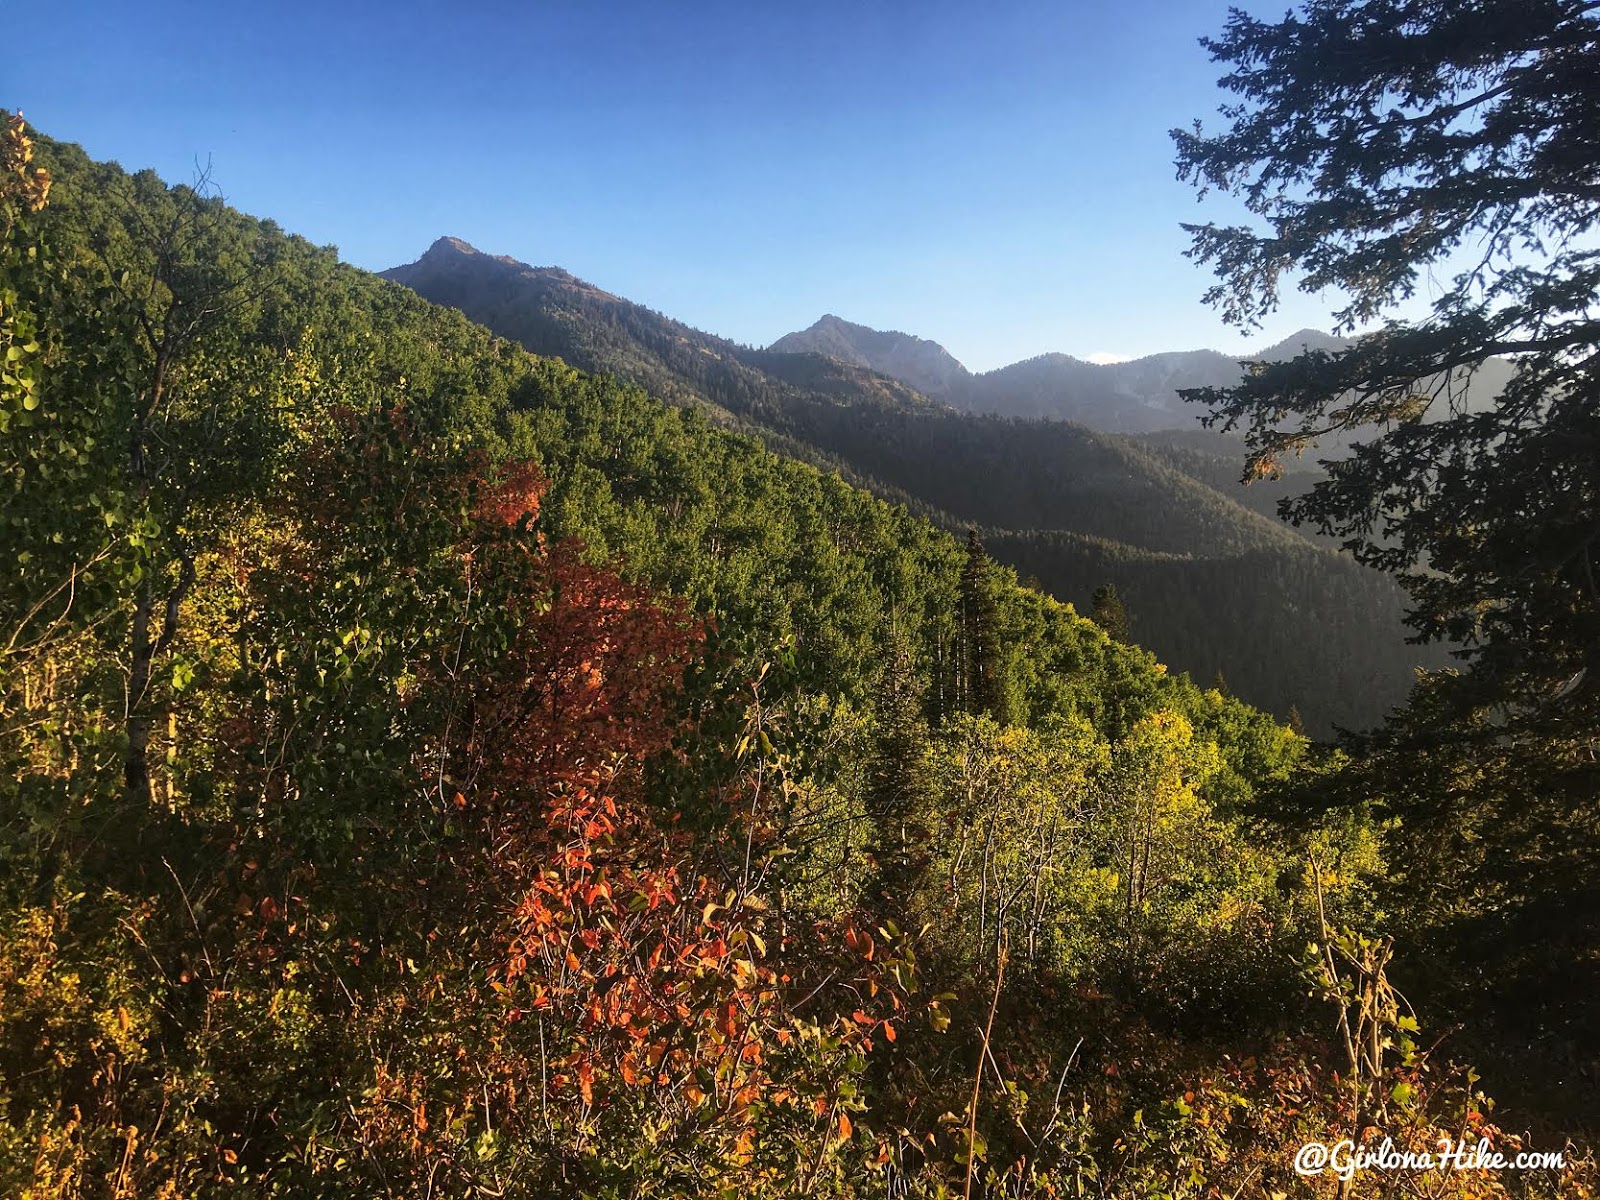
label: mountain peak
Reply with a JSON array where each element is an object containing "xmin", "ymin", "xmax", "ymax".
[
  {"xmin": 1258, "ymin": 328, "xmax": 1347, "ymax": 358},
  {"xmin": 424, "ymin": 235, "xmax": 481, "ymax": 259},
  {"xmin": 411, "ymin": 236, "xmax": 532, "ymax": 271},
  {"xmin": 769, "ymin": 315, "xmax": 969, "ymax": 398}
]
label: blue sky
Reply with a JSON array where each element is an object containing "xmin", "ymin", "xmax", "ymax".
[{"xmin": 15, "ymin": 0, "xmax": 1358, "ymax": 370}]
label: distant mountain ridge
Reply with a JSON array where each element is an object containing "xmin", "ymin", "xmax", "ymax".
[
  {"xmin": 381, "ymin": 236, "xmax": 944, "ymax": 425},
  {"xmin": 762, "ymin": 317, "xmax": 1343, "ymax": 431},
  {"xmin": 391, "ymin": 242, "xmax": 1505, "ymax": 439},
  {"xmin": 766, "ymin": 317, "xmax": 1513, "ymax": 433}
]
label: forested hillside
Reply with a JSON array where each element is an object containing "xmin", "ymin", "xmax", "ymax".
[
  {"xmin": 7, "ymin": 115, "xmax": 1582, "ymax": 1198},
  {"xmin": 384, "ymin": 238, "xmax": 1440, "ymax": 733},
  {"xmin": 989, "ymin": 530, "xmax": 1421, "ymax": 710}
]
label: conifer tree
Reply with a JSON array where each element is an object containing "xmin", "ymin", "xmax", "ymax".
[
  {"xmin": 959, "ymin": 528, "xmax": 1009, "ymax": 723},
  {"xmin": 1090, "ymin": 582, "xmax": 1131, "ymax": 643},
  {"xmin": 864, "ymin": 623, "xmax": 932, "ymax": 913},
  {"xmin": 1174, "ymin": 0, "xmax": 1600, "ymax": 744},
  {"xmin": 1176, "ymin": 0, "xmax": 1600, "ymax": 1103}
]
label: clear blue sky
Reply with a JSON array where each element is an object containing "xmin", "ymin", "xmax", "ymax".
[{"xmin": 14, "ymin": 0, "xmax": 1354, "ymax": 370}]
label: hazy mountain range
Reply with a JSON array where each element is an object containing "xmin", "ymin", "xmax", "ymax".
[
  {"xmin": 381, "ymin": 236, "xmax": 1472, "ymax": 733},
  {"xmin": 768, "ymin": 313, "xmax": 1515, "ymax": 433}
]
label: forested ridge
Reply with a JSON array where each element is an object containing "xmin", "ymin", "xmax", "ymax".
[
  {"xmin": 1, "ymin": 72, "xmax": 1593, "ymax": 1200},
  {"xmin": 384, "ymin": 238, "xmax": 1443, "ymax": 734}
]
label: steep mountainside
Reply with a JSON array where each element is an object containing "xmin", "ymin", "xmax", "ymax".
[
  {"xmin": 986, "ymin": 529, "xmax": 1425, "ymax": 728},
  {"xmin": 382, "ymin": 239, "xmax": 946, "ymax": 425},
  {"xmin": 383, "ymin": 238, "xmax": 1451, "ymax": 733},
  {"xmin": 1132, "ymin": 429, "xmax": 1330, "ymax": 535}
]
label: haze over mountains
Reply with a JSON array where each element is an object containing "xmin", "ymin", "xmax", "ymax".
[
  {"xmin": 770, "ymin": 311, "xmax": 1299, "ymax": 430},
  {"xmin": 382, "ymin": 236, "xmax": 1459, "ymax": 734},
  {"xmin": 769, "ymin": 313, "xmax": 1514, "ymax": 433}
]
